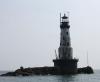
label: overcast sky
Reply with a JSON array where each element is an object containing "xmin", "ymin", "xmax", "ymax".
[{"xmin": 0, "ymin": 0, "xmax": 100, "ymax": 70}]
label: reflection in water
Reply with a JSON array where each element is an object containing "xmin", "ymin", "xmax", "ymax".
[{"xmin": 54, "ymin": 75, "xmax": 76, "ymax": 82}]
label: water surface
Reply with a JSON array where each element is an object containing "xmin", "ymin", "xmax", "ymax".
[{"xmin": 0, "ymin": 70, "xmax": 99, "ymax": 82}]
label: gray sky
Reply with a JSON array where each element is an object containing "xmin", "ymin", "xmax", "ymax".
[{"xmin": 0, "ymin": 0, "xmax": 100, "ymax": 70}]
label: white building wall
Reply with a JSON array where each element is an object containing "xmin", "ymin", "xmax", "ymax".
[{"xmin": 59, "ymin": 25, "xmax": 73, "ymax": 59}]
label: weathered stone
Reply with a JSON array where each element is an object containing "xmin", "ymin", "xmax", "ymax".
[{"xmin": 0, "ymin": 66, "xmax": 93, "ymax": 76}]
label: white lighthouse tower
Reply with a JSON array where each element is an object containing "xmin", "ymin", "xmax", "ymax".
[
  {"xmin": 53, "ymin": 14, "xmax": 78, "ymax": 74},
  {"xmin": 59, "ymin": 14, "xmax": 73, "ymax": 59}
]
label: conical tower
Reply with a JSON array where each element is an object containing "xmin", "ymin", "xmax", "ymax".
[
  {"xmin": 53, "ymin": 14, "xmax": 78, "ymax": 74},
  {"xmin": 59, "ymin": 14, "xmax": 72, "ymax": 59}
]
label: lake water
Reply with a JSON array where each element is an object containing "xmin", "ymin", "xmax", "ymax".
[{"xmin": 0, "ymin": 70, "xmax": 100, "ymax": 82}]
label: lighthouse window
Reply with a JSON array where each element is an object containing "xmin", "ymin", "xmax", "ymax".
[
  {"xmin": 62, "ymin": 19, "xmax": 66, "ymax": 22},
  {"xmin": 68, "ymin": 54, "xmax": 70, "ymax": 58},
  {"xmin": 66, "ymin": 32, "xmax": 68, "ymax": 35},
  {"xmin": 67, "ymin": 42, "xmax": 69, "ymax": 46},
  {"xmin": 63, "ymin": 37, "xmax": 65, "ymax": 40}
]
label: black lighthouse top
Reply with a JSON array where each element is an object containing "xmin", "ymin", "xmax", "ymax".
[{"xmin": 60, "ymin": 14, "xmax": 70, "ymax": 29}]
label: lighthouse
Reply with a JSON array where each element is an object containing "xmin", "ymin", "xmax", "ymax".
[
  {"xmin": 53, "ymin": 14, "xmax": 78, "ymax": 74},
  {"xmin": 59, "ymin": 14, "xmax": 72, "ymax": 59}
]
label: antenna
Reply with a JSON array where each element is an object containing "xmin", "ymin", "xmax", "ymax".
[
  {"xmin": 67, "ymin": 11, "xmax": 70, "ymax": 22},
  {"xmin": 60, "ymin": 13, "xmax": 61, "ymax": 25},
  {"xmin": 67, "ymin": 11, "xmax": 70, "ymax": 18},
  {"xmin": 55, "ymin": 50, "xmax": 58, "ymax": 59},
  {"xmin": 87, "ymin": 51, "xmax": 89, "ymax": 66}
]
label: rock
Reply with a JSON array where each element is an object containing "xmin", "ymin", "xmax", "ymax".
[
  {"xmin": 0, "ymin": 72, "xmax": 16, "ymax": 76},
  {"xmin": 0, "ymin": 66, "xmax": 94, "ymax": 76},
  {"xmin": 77, "ymin": 66, "xmax": 94, "ymax": 74}
]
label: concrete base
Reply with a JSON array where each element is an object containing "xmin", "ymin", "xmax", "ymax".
[{"xmin": 53, "ymin": 59, "xmax": 78, "ymax": 74}]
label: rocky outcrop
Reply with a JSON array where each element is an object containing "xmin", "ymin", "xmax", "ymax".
[
  {"xmin": 0, "ymin": 66, "xmax": 94, "ymax": 76},
  {"xmin": 77, "ymin": 66, "xmax": 94, "ymax": 74}
]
